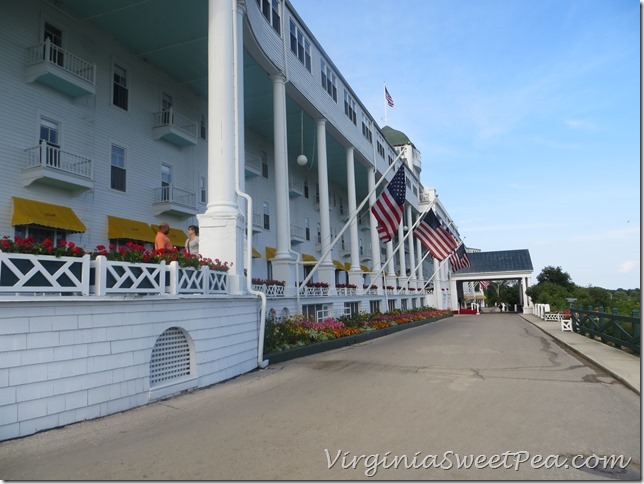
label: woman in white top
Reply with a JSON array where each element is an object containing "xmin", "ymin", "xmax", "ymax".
[{"xmin": 185, "ymin": 225, "xmax": 200, "ymax": 255}]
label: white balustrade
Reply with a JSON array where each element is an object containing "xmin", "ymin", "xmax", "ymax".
[{"xmin": 0, "ymin": 253, "xmax": 90, "ymax": 295}]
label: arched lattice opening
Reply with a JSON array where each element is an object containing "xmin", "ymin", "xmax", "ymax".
[{"xmin": 149, "ymin": 326, "xmax": 193, "ymax": 387}]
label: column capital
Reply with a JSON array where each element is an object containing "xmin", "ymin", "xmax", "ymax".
[
  {"xmin": 236, "ymin": 0, "xmax": 247, "ymax": 14},
  {"xmin": 270, "ymin": 72, "xmax": 287, "ymax": 84},
  {"xmin": 316, "ymin": 118, "xmax": 327, "ymax": 127}
]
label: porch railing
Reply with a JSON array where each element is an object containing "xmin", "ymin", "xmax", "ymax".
[
  {"xmin": 571, "ymin": 305, "xmax": 640, "ymax": 353},
  {"xmin": 153, "ymin": 108, "xmax": 198, "ymax": 138},
  {"xmin": 154, "ymin": 185, "xmax": 196, "ymax": 207}
]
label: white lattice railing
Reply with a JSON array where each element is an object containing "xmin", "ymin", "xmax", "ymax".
[
  {"xmin": 335, "ymin": 287, "xmax": 357, "ymax": 296},
  {"xmin": 299, "ymin": 286, "xmax": 329, "ymax": 297},
  {"xmin": 92, "ymin": 257, "xmax": 166, "ymax": 296},
  {"xmin": 0, "ymin": 253, "xmax": 90, "ymax": 295},
  {"xmin": 251, "ymin": 284, "xmax": 285, "ymax": 298},
  {"xmin": 0, "ymin": 254, "xmax": 227, "ymax": 297}
]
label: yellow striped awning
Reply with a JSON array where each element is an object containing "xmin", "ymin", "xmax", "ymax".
[
  {"xmin": 301, "ymin": 253, "xmax": 317, "ymax": 265},
  {"xmin": 108, "ymin": 216, "xmax": 155, "ymax": 243},
  {"xmin": 344, "ymin": 262, "xmax": 351, "ymax": 271},
  {"xmin": 332, "ymin": 259, "xmax": 345, "ymax": 270},
  {"xmin": 12, "ymin": 197, "xmax": 86, "ymax": 232},
  {"xmin": 252, "ymin": 247, "xmax": 261, "ymax": 258},
  {"xmin": 150, "ymin": 224, "xmax": 185, "ymax": 247},
  {"xmin": 265, "ymin": 247, "xmax": 277, "ymax": 260},
  {"xmin": 360, "ymin": 265, "xmax": 371, "ymax": 272}
]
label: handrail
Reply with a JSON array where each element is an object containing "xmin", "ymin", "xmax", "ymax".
[{"xmin": 571, "ymin": 305, "xmax": 640, "ymax": 353}]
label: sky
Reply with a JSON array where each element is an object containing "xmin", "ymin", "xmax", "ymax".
[{"xmin": 290, "ymin": 0, "xmax": 640, "ymax": 290}]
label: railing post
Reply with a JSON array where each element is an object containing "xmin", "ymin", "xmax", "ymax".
[
  {"xmin": 94, "ymin": 255, "xmax": 106, "ymax": 296},
  {"xmin": 80, "ymin": 254, "xmax": 90, "ymax": 296},
  {"xmin": 44, "ymin": 37, "xmax": 51, "ymax": 62},
  {"xmin": 39, "ymin": 139, "xmax": 46, "ymax": 166},
  {"xmin": 201, "ymin": 266, "xmax": 208, "ymax": 294},
  {"xmin": 168, "ymin": 261, "xmax": 179, "ymax": 295}
]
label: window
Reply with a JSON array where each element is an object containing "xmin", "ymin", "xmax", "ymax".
[
  {"xmin": 317, "ymin": 223, "xmax": 321, "ymax": 244},
  {"xmin": 113, "ymin": 64, "xmax": 128, "ymax": 110},
  {"xmin": 261, "ymin": 149, "xmax": 269, "ymax": 178},
  {"xmin": 344, "ymin": 302, "xmax": 359, "ymax": 317},
  {"xmin": 304, "ymin": 217, "xmax": 310, "ymax": 241},
  {"xmin": 388, "ymin": 300, "xmax": 396, "ymax": 312},
  {"xmin": 315, "ymin": 183, "xmax": 320, "ymax": 203},
  {"xmin": 289, "ymin": 19, "xmax": 311, "ymax": 72},
  {"xmin": 320, "ymin": 60, "xmax": 337, "ymax": 102},
  {"xmin": 200, "ymin": 114, "xmax": 206, "ymax": 140},
  {"xmin": 161, "ymin": 93, "xmax": 172, "ymax": 125},
  {"xmin": 388, "ymin": 154, "xmax": 393, "ymax": 166},
  {"xmin": 110, "ymin": 144, "xmax": 126, "ymax": 192},
  {"xmin": 257, "ymin": 0, "xmax": 281, "ymax": 34},
  {"xmin": 370, "ymin": 300, "xmax": 380, "ymax": 314},
  {"xmin": 344, "ymin": 90, "xmax": 357, "ymax": 125},
  {"xmin": 44, "ymin": 22, "xmax": 63, "ymax": 66},
  {"xmin": 361, "ymin": 113, "xmax": 373, "ymax": 143},
  {"xmin": 199, "ymin": 175, "xmax": 207, "ymax": 204},
  {"xmin": 161, "ymin": 164, "xmax": 172, "ymax": 201},
  {"xmin": 263, "ymin": 201, "xmax": 270, "ymax": 230},
  {"xmin": 341, "ymin": 236, "xmax": 345, "ymax": 251},
  {"xmin": 377, "ymin": 140, "xmax": 385, "ymax": 158},
  {"xmin": 14, "ymin": 225, "xmax": 66, "ymax": 245},
  {"xmin": 302, "ymin": 304, "xmax": 327, "ymax": 322},
  {"xmin": 40, "ymin": 118, "xmax": 60, "ymax": 167},
  {"xmin": 303, "ymin": 177, "xmax": 309, "ymax": 198},
  {"xmin": 339, "ymin": 197, "xmax": 344, "ymax": 215},
  {"xmin": 401, "ymin": 299, "xmax": 408, "ymax": 311}
]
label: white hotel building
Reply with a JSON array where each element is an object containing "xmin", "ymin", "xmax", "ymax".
[{"xmin": 0, "ymin": 0, "xmax": 470, "ymax": 440}]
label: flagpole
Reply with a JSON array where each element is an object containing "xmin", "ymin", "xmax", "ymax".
[
  {"xmin": 400, "ymin": 218, "xmax": 458, "ymax": 288},
  {"xmin": 383, "ymin": 82, "xmax": 387, "ymax": 125},
  {"xmin": 362, "ymin": 197, "xmax": 438, "ymax": 295},
  {"xmin": 296, "ymin": 151, "xmax": 406, "ymax": 296}
]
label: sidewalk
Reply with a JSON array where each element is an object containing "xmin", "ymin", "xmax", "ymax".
[{"xmin": 521, "ymin": 313, "xmax": 640, "ymax": 395}]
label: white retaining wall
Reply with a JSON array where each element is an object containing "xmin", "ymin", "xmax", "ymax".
[{"xmin": 0, "ymin": 296, "xmax": 260, "ymax": 441}]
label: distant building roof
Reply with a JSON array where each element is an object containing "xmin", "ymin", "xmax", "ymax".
[
  {"xmin": 457, "ymin": 249, "xmax": 533, "ymax": 274},
  {"xmin": 382, "ymin": 126, "xmax": 413, "ymax": 147}
]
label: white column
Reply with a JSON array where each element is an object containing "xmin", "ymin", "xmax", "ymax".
[
  {"xmin": 198, "ymin": 0, "xmax": 244, "ymax": 294},
  {"xmin": 316, "ymin": 119, "xmax": 335, "ymax": 287},
  {"xmin": 433, "ymin": 258, "xmax": 442, "ymax": 308},
  {"xmin": 450, "ymin": 279, "xmax": 459, "ymax": 310},
  {"xmin": 416, "ymin": 238, "xmax": 424, "ymax": 281},
  {"xmin": 406, "ymin": 205, "xmax": 417, "ymax": 288},
  {"xmin": 385, "ymin": 241, "xmax": 396, "ymax": 288},
  {"xmin": 367, "ymin": 168, "xmax": 382, "ymax": 290},
  {"xmin": 397, "ymin": 222, "xmax": 406, "ymax": 288},
  {"xmin": 269, "ymin": 73, "xmax": 296, "ymax": 286},
  {"xmin": 346, "ymin": 147, "xmax": 362, "ymax": 287}
]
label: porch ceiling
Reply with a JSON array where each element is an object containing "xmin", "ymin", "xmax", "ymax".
[{"xmin": 45, "ymin": 0, "xmax": 367, "ymax": 197}]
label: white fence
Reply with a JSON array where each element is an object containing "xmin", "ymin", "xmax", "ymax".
[{"xmin": 0, "ymin": 253, "xmax": 227, "ymax": 296}]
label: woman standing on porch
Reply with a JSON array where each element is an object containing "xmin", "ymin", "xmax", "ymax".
[{"xmin": 185, "ymin": 225, "xmax": 199, "ymax": 255}]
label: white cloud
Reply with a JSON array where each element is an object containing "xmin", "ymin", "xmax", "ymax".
[
  {"xmin": 565, "ymin": 119, "xmax": 599, "ymax": 131},
  {"xmin": 618, "ymin": 260, "xmax": 637, "ymax": 273}
]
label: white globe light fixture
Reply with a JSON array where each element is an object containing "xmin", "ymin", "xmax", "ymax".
[{"xmin": 297, "ymin": 154, "xmax": 308, "ymax": 166}]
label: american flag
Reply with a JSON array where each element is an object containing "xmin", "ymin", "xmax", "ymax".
[
  {"xmin": 385, "ymin": 87, "xmax": 394, "ymax": 107},
  {"xmin": 450, "ymin": 244, "xmax": 471, "ymax": 272},
  {"xmin": 371, "ymin": 165, "xmax": 406, "ymax": 243},
  {"xmin": 479, "ymin": 281, "xmax": 490, "ymax": 289},
  {"xmin": 413, "ymin": 210, "xmax": 458, "ymax": 260}
]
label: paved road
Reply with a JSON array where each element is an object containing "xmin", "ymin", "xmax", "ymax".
[{"xmin": 0, "ymin": 314, "xmax": 640, "ymax": 480}]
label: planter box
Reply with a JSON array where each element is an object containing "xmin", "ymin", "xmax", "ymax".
[{"xmin": 265, "ymin": 314, "xmax": 452, "ymax": 364}]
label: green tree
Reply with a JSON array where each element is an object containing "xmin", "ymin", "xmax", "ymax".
[{"xmin": 536, "ymin": 266, "xmax": 574, "ymax": 290}]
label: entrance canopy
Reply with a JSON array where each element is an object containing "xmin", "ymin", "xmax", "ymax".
[{"xmin": 451, "ymin": 249, "xmax": 533, "ymax": 282}]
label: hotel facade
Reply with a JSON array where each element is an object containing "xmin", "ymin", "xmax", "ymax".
[{"xmin": 0, "ymin": 0, "xmax": 500, "ymax": 440}]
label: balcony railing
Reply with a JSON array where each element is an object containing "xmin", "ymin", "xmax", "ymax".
[
  {"xmin": 152, "ymin": 108, "xmax": 198, "ymax": 146},
  {"xmin": 25, "ymin": 39, "xmax": 96, "ymax": 97},
  {"xmin": 289, "ymin": 175, "xmax": 304, "ymax": 197},
  {"xmin": 22, "ymin": 141, "xmax": 93, "ymax": 191},
  {"xmin": 153, "ymin": 185, "xmax": 197, "ymax": 216},
  {"xmin": 290, "ymin": 224, "xmax": 305, "ymax": 244}
]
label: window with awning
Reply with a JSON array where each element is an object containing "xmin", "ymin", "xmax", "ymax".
[
  {"xmin": 12, "ymin": 197, "xmax": 86, "ymax": 232},
  {"xmin": 107, "ymin": 215, "xmax": 155, "ymax": 243}
]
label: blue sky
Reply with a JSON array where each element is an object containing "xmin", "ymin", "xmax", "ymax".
[{"xmin": 290, "ymin": 0, "xmax": 640, "ymax": 290}]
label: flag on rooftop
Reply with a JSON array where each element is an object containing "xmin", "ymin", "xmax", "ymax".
[
  {"xmin": 450, "ymin": 244, "xmax": 471, "ymax": 272},
  {"xmin": 371, "ymin": 165, "xmax": 406, "ymax": 243},
  {"xmin": 413, "ymin": 209, "xmax": 458, "ymax": 260},
  {"xmin": 385, "ymin": 87, "xmax": 394, "ymax": 107}
]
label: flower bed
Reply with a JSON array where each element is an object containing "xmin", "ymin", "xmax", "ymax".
[{"xmin": 264, "ymin": 307, "xmax": 452, "ymax": 357}]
